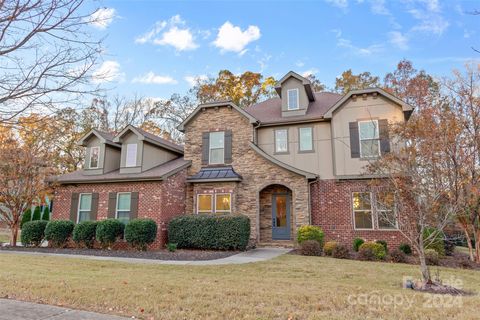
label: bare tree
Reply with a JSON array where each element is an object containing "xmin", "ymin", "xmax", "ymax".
[{"xmin": 0, "ymin": 0, "xmax": 103, "ymax": 124}]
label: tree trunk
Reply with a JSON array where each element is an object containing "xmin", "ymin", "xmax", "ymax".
[
  {"xmin": 10, "ymin": 223, "xmax": 18, "ymax": 247},
  {"xmin": 475, "ymin": 229, "xmax": 480, "ymax": 263},
  {"xmin": 418, "ymin": 250, "xmax": 431, "ymax": 284},
  {"xmin": 463, "ymin": 228, "xmax": 475, "ymax": 261}
]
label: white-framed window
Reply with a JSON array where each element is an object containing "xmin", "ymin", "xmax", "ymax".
[
  {"xmin": 116, "ymin": 192, "xmax": 131, "ymax": 224},
  {"xmin": 215, "ymin": 193, "xmax": 231, "ymax": 213},
  {"xmin": 299, "ymin": 127, "xmax": 313, "ymax": 151},
  {"xmin": 352, "ymin": 192, "xmax": 374, "ymax": 230},
  {"xmin": 376, "ymin": 192, "xmax": 398, "ymax": 230},
  {"xmin": 287, "ymin": 88, "xmax": 299, "ymax": 110},
  {"xmin": 209, "ymin": 131, "xmax": 225, "ymax": 165},
  {"xmin": 89, "ymin": 147, "xmax": 100, "ymax": 169},
  {"xmin": 78, "ymin": 193, "xmax": 92, "ymax": 223},
  {"xmin": 197, "ymin": 194, "xmax": 213, "ymax": 214},
  {"xmin": 359, "ymin": 120, "xmax": 380, "ymax": 158},
  {"xmin": 275, "ymin": 129, "xmax": 288, "ymax": 153},
  {"xmin": 125, "ymin": 144, "xmax": 138, "ymax": 167}
]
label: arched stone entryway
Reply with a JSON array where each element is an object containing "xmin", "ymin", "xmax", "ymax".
[{"xmin": 258, "ymin": 184, "xmax": 293, "ymax": 242}]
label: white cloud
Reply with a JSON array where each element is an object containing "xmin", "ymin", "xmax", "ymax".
[
  {"xmin": 213, "ymin": 22, "xmax": 261, "ymax": 53},
  {"xmin": 420, "ymin": 0, "xmax": 440, "ymax": 12},
  {"xmin": 388, "ymin": 31, "xmax": 409, "ymax": 50},
  {"xmin": 89, "ymin": 8, "xmax": 116, "ymax": 29},
  {"xmin": 92, "ymin": 60, "xmax": 124, "ymax": 83},
  {"xmin": 296, "ymin": 61, "xmax": 305, "ymax": 68},
  {"xmin": 184, "ymin": 75, "xmax": 208, "ymax": 86},
  {"xmin": 336, "ymin": 37, "xmax": 383, "ymax": 56},
  {"xmin": 301, "ymin": 69, "xmax": 319, "ymax": 77},
  {"xmin": 408, "ymin": 1, "xmax": 448, "ymax": 36},
  {"xmin": 325, "ymin": 0, "xmax": 348, "ymax": 9},
  {"xmin": 132, "ymin": 72, "xmax": 177, "ymax": 85},
  {"xmin": 368, "ymin": 0, "xmax": 389, "ymax": 15},
  {"xmin": 135, "ymin": 15, "xmax": 198, "ymax": 51}
]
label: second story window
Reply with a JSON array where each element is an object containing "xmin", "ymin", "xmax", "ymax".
[
  {"xmin": 209, "ymin": 131, "xmax": 225, "ymax": 164},
  {"xmin": 299, "ymin": 127, "xmax": 313, "ymax": 152},
  {"xmin": 89, "ymin": 147, "xmax": 100, "ymax": 169},
  {"xmin": 126, "ymin": 144, "xmax": 137, "ymax": 167},
  {"xmin": 287, "ymin": 89, "xmax": 299, "ymax": 110},
  {"xmin": 275, "ymin": 129, "xmax": 288, "ymax": 153},
  {"xmin": 359, "ymin": 120, "xmax": 380, "ymax": 158}
]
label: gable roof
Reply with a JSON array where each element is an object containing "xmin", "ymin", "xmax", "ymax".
[
  {"xmin": 113, "ymin": 125, "xmax": 184, "ymax": 154},
  {"xmin": 177, "ymin": 101, "xmax": 258, "ymax": 132},
  {"xmin": 77, "ymin": 129, "xmax": 120, "ymax": 148},
  {"xmin": 274, "ymin": 71, "xmax": 315, "ymax": 102},
  {"xmin": 246, "ymin": 92, "xmax": 342, "ymax": 126},
  {"xmin": 323, "ymin": 87, "xmax": 414, "ymax": 119}
]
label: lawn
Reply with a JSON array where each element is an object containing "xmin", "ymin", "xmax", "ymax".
[
  {"xmin": 0, "ymin": 254, "xmax": 478, "ymax": 319},
  {"xmin": 0, "ymin": 228, "xmax": 12, "ymax": 243}
]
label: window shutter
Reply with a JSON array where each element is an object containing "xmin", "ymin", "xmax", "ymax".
[
  {"xmin": 69, "ymin": 193, "xmax": 79, "ymax": 222},
  {"xmin": 202, "ymin": 132, "xmax": 210, "ymax": 165},
  {"xmin": 349, "ymin": 122, "xmax": 360, "ymax": 158},
  {"xmin": 224, "ymin": 130, "xmax": 233, "ymax": 164},
  {"xmin": 379, "ymin": 119, "xmax": 391, "ymax": 155},
  {"xmin": 91, "ymin": 193, "xmax": 99, "ymax": 220},
  {"xmin": 108, "ymin": 192, "xmax": 117, "ymax": 218},
  {"xmin": 130, "ymin": 192, "xmax": 139, "ymax": 219}
]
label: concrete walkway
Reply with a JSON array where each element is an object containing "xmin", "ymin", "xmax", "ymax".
[
  {"xmin": 0, "ymin": 248, "xmax": 291, "ymax": 265},
  {"xmin": 0, "ymin": 299, "xmax": 127, "ymax": 320}
]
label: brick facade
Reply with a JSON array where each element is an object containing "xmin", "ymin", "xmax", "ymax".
[
  {"xmin": 310, "ymin": 179, "xmax": 407, "ymax": 248},
  {"xmin": 52, "ymin": 169, "xmax": 187, "ymax": 249}
]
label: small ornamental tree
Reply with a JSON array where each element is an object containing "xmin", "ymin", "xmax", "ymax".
[
  {"xmin": 42, "ymin": 206, "xmax": 50, "ymax": 221},
  {"xmin": 20, "ymin": 208, "xmax": 32, "ymax": 229},
  {"xmin": 32, "ymin": 206, "xmax": 42, "ymax": 221}
]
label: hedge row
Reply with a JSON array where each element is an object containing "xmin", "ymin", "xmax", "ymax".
[{"xmin": 168, "ymin": 214, "xmax": 250, "ymax": 250}]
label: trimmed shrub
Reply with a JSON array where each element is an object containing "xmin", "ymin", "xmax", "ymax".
[
  {"xmin": 425, "ymin": 249, "xmax": 439, "ymax": 265},
  {"xmin": 21, "ymin": 220, "xmax": 48, "ymax": 247},
  {"xmin": 423, "ymin": 227, "xmax": 445, "ymax": 256},
  {"xmin": 32, "ymin": 206, "xmax": 42, "ymax": 221},
  {"xmin": 96, "ymin": 219, "xmax": 125, "ymax": 249},
  {"xmin": 323, "ymin": 241, "xmax": 338, "ymax": 256},
  {"xmin": 390, "ymin": 249, "xmax": 407, "ymax": 263},
  {"xmin": 376, "ymin": 240, "xmax": 388, "ymax": 253},
  {"xmin": 358, "ymin": 242, "xmax": 387, "ymax": 261},
  {"xmin": 353, "ymin": 238, "xmax": 364, "ymax": 252},
  {"xmin": 42, "ymin": 207, "xmax": 50, "ymax": 221},
  {"xmin": 73, "ymin": 221, "xmax": 98, "ymax": 248},
  {"xmin": 45, "ymin": 220, "xmax": 74, "ymax": 248},
  {"xmin": 166, "ymin": 243, "xmax": 177, "ymax": 252},
  {"xmin": 299, "ymin": 240, "xmax": 322, "ymax": 256},
  {"xmin": 125, "ymin": 219, "xmax": 158, "ymax": 251},
  {"xmin": 168, "ymin": 214, "xmax": 250, "ymax": 250},
  {"xmin": 332, "ymin": 244, "xmax": 350, "ymax": 259},
  {"xmin": 297, "ymin": 226, "xmax": 324, "ymax": 246},
  {"xmin": 399, "ymin": 243, "xmax": 412, "ymax": 255},
  {"xmin": 20, "ymin": 208, "xmax": 32, "ymax": 229}
]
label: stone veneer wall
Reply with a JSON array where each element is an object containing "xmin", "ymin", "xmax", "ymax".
[
  {"xmin": 310, "ymin": 178, "xmax": 407, "ymax": 248},
  {"xmin": 52, "ymin": 169, "xmax": 187, "ymax": 249},
  {"xmin": 184, "ymin": 106, "xmax": 310, "ymax": 243}
]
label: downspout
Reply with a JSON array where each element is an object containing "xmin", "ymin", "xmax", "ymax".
[
  {"xmin": 252, "ymin": 121, "xmax": 260, "ymax": 144},
  {"xmin": 308, "ymin": 177, "xmax": 319, "ymax": 225}
]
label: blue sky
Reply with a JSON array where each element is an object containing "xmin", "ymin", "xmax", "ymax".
[{"xmin": 87, "ymin": 0, "xmax": 480, "ymax": 99}]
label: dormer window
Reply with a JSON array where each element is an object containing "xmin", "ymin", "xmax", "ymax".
[
  {"xmin": 89, "ymin": 147, "xmax": 100, "ymax": 169},
  {"xmin": 126, "ymin": 143, "xmax": 138, "ymax": 167},
  {"xmin": 287, "ymin": 88, "xmax": 299, "ymax": 110}
]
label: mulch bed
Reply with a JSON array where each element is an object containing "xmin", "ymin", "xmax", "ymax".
[{"xmin": 0, "ymin": 246, "xmax": 239, "ymax": 261}]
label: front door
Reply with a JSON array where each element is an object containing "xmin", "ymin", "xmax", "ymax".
[{"xmin": 272, "ymin": 193, "xmax": 291, "ymax": 240}]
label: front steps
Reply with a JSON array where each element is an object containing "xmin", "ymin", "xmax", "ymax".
[{"xmin": 256, "ymin": 240, "xmax": 295, "ymax": 248}]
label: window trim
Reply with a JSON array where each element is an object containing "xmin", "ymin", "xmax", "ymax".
[
  {"xmin": 89, "ymin": 146, "xmax": 100, "ymax": 169},
  {"xmin": 214, "ymin": 193, "xmax": 232, "ymax": 214},
  {"xmin": 77, "ymin": 193, "xmax": 92, "ymax": 223},
  {"xmin": 287, "ymin": 88, "xmax": 300, "ymax": 110},
  {"xmin": 352, "ymin": 192, "xmax": 374, "ymax": 230},
  {"xmin": 298, "ymin": 126, "xmax": 314, "ymax": 153},
  {"xmin": 208, "ymin": 131, "xmax": 225, "ymax": 165},
  {"xmin": 376, "ymin": 192, "xmax": 399, "ymax": 230},
  {"xmin": 274, "ymin": 128, "xmax": 289, "ymax": 154},
  {"xmin": 125, "ymin": 144, "xmax": 138, "ymax": 168},
  {"xmin": 197, "ymin": 193, "xmax": 214, "ymax": 214},
  {"xmin": 358, "ymin": 119, "xmax": 381, "ymax": 159},
  {"xmin": 115, "ymin": 192, "xmax": 132, "ymax": 221}
]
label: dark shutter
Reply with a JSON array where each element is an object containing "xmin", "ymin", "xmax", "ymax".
[
  {"xmin": 91, "ymin": 193, "xmax": 99, "ymax": 220},
  {"xmin": 379, "ymin": 119, "xmax": 391, "ymax": 155},
  {"xmin": 108, "ymin": 192, "xmax": 117, "ymax": 218},
  {"xmin": 69, "ymin": 193, "xmax": 79, "ymax": 223},
  {"xmin": 201, "ymin": 132, "xmax": 210, "ymax": 165},
  {"xmin": 130, "ymin": 192, "xmax": 139, "ymax": 219},
  {"xmin": 349, "ymin": 122, "xmax": 360, "ymax": 158},
  {"xmin": 224, "ymin": 130, "xmax": 232, "ymax": 164}
]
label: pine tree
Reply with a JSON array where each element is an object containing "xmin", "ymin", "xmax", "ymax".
[
  {"xmin": 20, "ymin": 209, "xmax": 32, "ymax": 229},
  {"xmin": 42, "ymin": 206, "xmax": 50, "ymax": 221},
  {"xmin": 32, "ymin": 206, "xmax": 42, "ymax": 221}
]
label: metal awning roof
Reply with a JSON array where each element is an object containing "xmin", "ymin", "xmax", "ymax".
[{"xmin": 187, "ymin": 166, "xmax": 243, "ymax": 183}]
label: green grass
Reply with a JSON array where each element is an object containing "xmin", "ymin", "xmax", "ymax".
[
  {"xmin": 0, "ymin": 253, "xmax": 478, "ymax": 319},
  {"xmin": 0, "ymin": 228, "xmax": 12, "ymax": 243}
]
